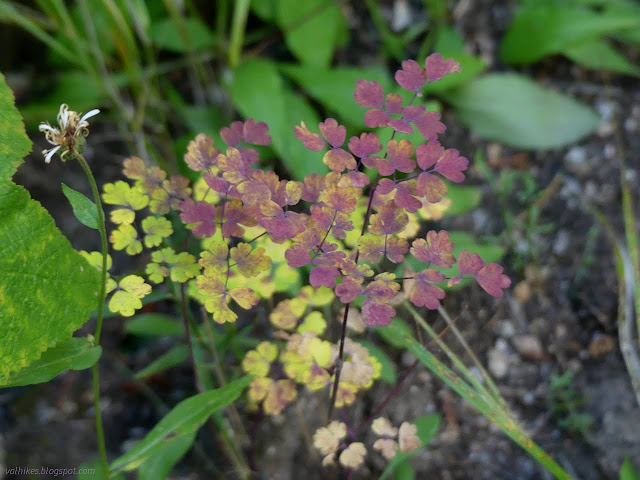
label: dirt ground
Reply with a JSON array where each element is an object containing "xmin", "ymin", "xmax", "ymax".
[{"xmin": 2, "ymin": 1, "xmax": 640, "ymax": 479}]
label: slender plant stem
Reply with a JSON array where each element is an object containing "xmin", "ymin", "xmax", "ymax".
[
  {"xmin": 229, "ymin": 0, "xmax": 250, "ymax": 68},
  {"xmin": 352, "ymin": 359, "xmax": 419, "ymax": 436},
  {"xmin": 178, "ymin": 284, "xmax": 250, "ymax": 479},
  {"xmin": 74, "ymin": 151, "xmax": 110, "ymax": 480}
]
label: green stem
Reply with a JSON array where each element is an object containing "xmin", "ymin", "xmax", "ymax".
[
  {"xmin": 74, "ymin": 151, "xmax": 110, "ymax": 480},
  {"xmin": 229, "ymin": 0, "xmax": 250, "ymax": 68}
]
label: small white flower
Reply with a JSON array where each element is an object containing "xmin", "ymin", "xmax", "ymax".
[{"xmin": 39, "ymin": 104, "xmax": 100, "ymax": 163}]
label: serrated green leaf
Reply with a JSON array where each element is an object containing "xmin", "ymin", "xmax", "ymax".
[
  {"xmin": 276, "ymin": 0, "xmax": 347, "ymax": 67},
  {"xmin": 1, "ymin": 338, "xmax": 101, "ymax": 387},
  {"xmin": 0, "ymin": 72, "xmax": 101, "ymax": 383},
  {"xmin": 134, "ymin": 345, "xmax": 189, "ymax": 379},
  {"xmin": 356, "ymin": 340, "xmax": 397, "ymax": 383},
  {"xmin": 564, "ymin": 38, "xmax": 640, "ymax": 76},
  {"xmin": 125, "ymin": 313, "xmax": 183, "ymax": 337},
  {"xmin": 280, "ymin": 64, "xmax": 392, "ymax": 127},
  {"xmin": 380, "ymin": 414, "xmax": 441, "ymax": 480},
  {"xmin": 501, "ymin": 5, "xmax": 640, "ymax": 64},
  {"xmin": 110, "ymin": 376, "xmax": 252, "ymax": 472},
  {"xmin": 61, "ymin": 182, "xmax": 99, "ymax": 229},
  {"xmin": 138, "ymin": 431, "xmax": 196, "ymax": 480},
  {"xmin": 621, "ymin": 457, "xmax": 640, "ymax": 480},
  {"xmin": 229, "ymin": 59, "xmax": 326, "ymax": 180},
  {"xmin": 443, "ymin": 73, "xmax": 600, "ymax": 149}
]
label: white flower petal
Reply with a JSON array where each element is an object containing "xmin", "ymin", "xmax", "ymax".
[
  {"xmin": 38, "ymin": 123, "xmax": 56, "ymax": 133},
  {"xmin": 44, "ymin": 146, "xmax": 60, "ymax": 164},
  {"xmin": 79, "ymin": 109, "xmax": 100, "ymax": 124}
]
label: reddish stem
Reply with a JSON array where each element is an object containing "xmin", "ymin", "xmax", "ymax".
[{"xmin": 351, "ymin": 359, "xmax": 419, "ymax": 436}]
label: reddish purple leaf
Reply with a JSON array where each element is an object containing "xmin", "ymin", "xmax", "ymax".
[
  {"xmin": 388, "ymin": 119, "xmax": 414, "ymax": 134},
  {"xmin": 204, "ymin": 172, "xmax": 233, "ymax": 195},
  {"xmin": 416, "ymin": 141, "xmax": 444, "ymax": 170},
  {"xmin": 433, "ymin": 149, "xmax": 468, "ymax": 183},
  {"xmin": 364, "ymin": 277, "xmax": 399, "ymax": 301},
  {"xmin": 364, "ymin": 109, "xmax": 391, "ymax": 128},
  {"xmin": 354, "ymin": 79, "xmax": 384, "ymax": 108},
  {"xmin": 416, "ymin": 172, "xmax": 448, "ymax": 203},
  {"xmin": 410, "ymin": 230, "xmax": 455, "ymax": 268},
  {"xmin": 310, "ymin": 266, "xmax": 340, "ymax": 289},
  {"xmin": 243, "ymin": 118, "xmax": 271, "ymax": 145},
  {"xmin": 394, "ymin": 60, "xmax": 427, "ymax": 93},
  {"xmin": 457, "ymin": 250, "xmax": 484, "ymax": 275},
  {"xmin": 387, "ymin": 139, "xmax": 416, "ymax": 173},
  {"xmin": 221, "ymin": 200, "xmax": 250, "ymax": 238},
  {"xmin": 394, "ymin": 182, "xmax": 422, "ymax": 213},
  {"xmin": 340, "ymin": 171, "xmax": 370, "ymax": 188},
  {"xmin": 413, "ymin": 111, "xmax": 446, "ymax": 141},
  {"xmin": 362, "ymin": 299, "xmax": 395, "ymax": 327},
  {"xmin": 323, "ymin": 148, "xmax": 356, "ymax": 172},
  {"xmin": 376, "ymin": 178, "xmax": 396, "ymax": 195},
  {"xmin": 386, "ymin": 237, "xmax": 409, "ymax": 263},
  {"xmin": 301, "ymin": 173, "xmax": 326, "ymax": 202},
  {"xmin": 319, "ymin": 118, "xmax": 346, "ymax": 148},
  {"xmin": 425, "ymin": 53, "xmax": 461, "ymax": 83},
  {"xmin": 385, "ymin": 93, "xmax": 404, "ymax": 115},
  {"xmin": 369, "ymin": 201, "xmax": 408, "ymax": 236},
  {"xmin": 362, "ymin": 155, "xmax": 394, "ymax": 177},
  {"xmin": 348, "ymin": 132, "xmax": 382, "ymax": 159},
  {"xmin": 220, "ymin": 121, "xmax": 244, "ymax": 147},
  {"xmin": 410, "ymin": 269, "xmax": 446, "ymax": 309},
  {"xmin": 285, "ymin": 245, "xmax": 311, "ymax": 268},
  {"xmin": 335, "ymin": 276, "xmax": 363, "ymax": 303},
  {"xmin": 259, "ymin": 201, "xmax": 307, "ymax": 239},
  {"xmin": 294, "ymin": 121, "xmax": 325, "ymax": 151},
  {"xmin": 476, "ymin": 263, "xmax": 511, "ymax": 298},
  {"xmin": 179, "ymin": 198, "xmax": 217, "ymax": 237},
  {"xmin": 402, "ymin": 105, "xmax": 426, "ymax": 122}
]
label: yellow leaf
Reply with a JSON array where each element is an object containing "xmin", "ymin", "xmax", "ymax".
[
  {"xmin": 109, "ymin": 224, "xmax": 142, "ymax": 255},
  {"xmin": 141, "ymin": 216, "xmax": 173, "ymax": 248},
  {"xmin": 230, "ymin": 243, "xmax": 271, "ymax": 278},
  {"xmin": 229, "ymin": 287, "xmax": 259, "ymax": 309},
  {"xmin": 108, "ymin": 275, "xmax": 151, "ymax": 317}
]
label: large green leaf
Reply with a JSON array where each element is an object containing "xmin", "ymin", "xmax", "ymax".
[
  {"xmin": 149, "ymin": 17, "xmax": 215, "ymax": 53},
  {"xmin": 134, "ymin": 345, "xmax": 189, "ymax": 379},
  {"xmin": 110, "ymin": 376, "xmax": 251, "ymax": 472},
  {"xmin": 0, "ymin": 72, "xmax": 101, "ymax": 383},
  {"xmin": 1, "ymin": 337, "xmax": 101, "ymax": 387},
  {"xmin": 280, "ymin": 64, "xmax": 391, "ymax": 127},
  {"xmin": 228, "ymin": 59, "xmax": 325, "ymax": 180},
  {"xmin": 443, "ymin": 73, "xmax": 600, "ymax": 149},
  {"xmin": 621, "ymin": 456, "xmax": 640, "ymax": 480},
  {"xmin": 564, "ymin": 38, "xmax": 640, "ymax": 76},
  {"xmin": 276, "ymin": 0, "xmax": 347, "ymax": 67},
  {"xmin": 501, "ymin": 5, "xmax": 640, "ymax": 64},
  {"xmin": 125, "ymin": 313, "xmax": 183, "ymax": 337},
  {"xmin": 138, "ymin": 432, "xmax": 196, "ymax": 480}
]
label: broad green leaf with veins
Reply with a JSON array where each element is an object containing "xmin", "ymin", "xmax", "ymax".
[{"xmin": 0, "ymin": 72, "xmax": 100, "ymax": 383}]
